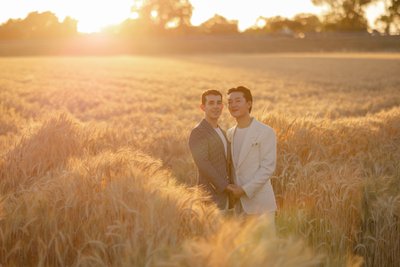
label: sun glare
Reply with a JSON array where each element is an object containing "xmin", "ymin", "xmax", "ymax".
[
  {"xmin": 66, "ymin": 1, "xmax": 133, "ymax": 33},
  {"xmin": 151, "ymin": 10, "xmax": 158, "ymax": 19},
  {"xmin": 0, "ymin": 0, "xmax": 386, "ymax": 33},
  {"xmin": 166, "ymin": 19, "xmax": 179, "ymax": 29},
  {"xmin": 256, "ymin": 19, "xmax": 267, "ymax": 28},
  {"xmin": 131, "ymin": 12, "xmax": 140, "ymax": 20}
]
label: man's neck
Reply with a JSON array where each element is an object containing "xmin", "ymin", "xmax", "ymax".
[
  {"xmin": 236, "ymin": 114, "xmax": 252, "ymax": 129},
  {"xmin": 205, "ymin": 117, "xmax": 218, "ymax": 128}
]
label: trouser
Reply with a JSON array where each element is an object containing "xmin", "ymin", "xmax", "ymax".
[{"xmin": 234, "ymin": 201, "xmax": 276, "ymax": 233}]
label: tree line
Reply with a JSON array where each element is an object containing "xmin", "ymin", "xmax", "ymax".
[
  {"xmin": 0, "ymin": 11, "xmax": 77, "ymax": 40},
  {"xmin": 0, "ymin": 0, "xmax": 398, "ymax": 40}
]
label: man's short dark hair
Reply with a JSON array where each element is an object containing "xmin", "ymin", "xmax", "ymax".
[
  {"xmin": 227, "ymin": 86, "xmax": 253, "ymax": 113},
  {"xmin": 202, "ymin": 89, "xmax": 222, "ymax": 105}
]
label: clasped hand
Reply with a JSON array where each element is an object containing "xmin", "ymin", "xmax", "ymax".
[{"xmin": 226, "ymin": 184, "xmax": 245, "ymax": 198}]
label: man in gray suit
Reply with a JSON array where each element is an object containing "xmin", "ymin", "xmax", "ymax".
[{"xmin": 189, "ymin": 89, "xmax": 232, "ymax": 210}]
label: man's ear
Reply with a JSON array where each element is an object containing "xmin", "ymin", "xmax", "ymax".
[{"xmin": 200, "ymin": 104, "xmax": 205, "ymax": 111}]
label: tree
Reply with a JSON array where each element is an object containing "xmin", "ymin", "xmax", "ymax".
[
  {"xmin": 377, "ymin": 0, "xmax": 400, "ymax": 34},
  {"xmin": 245, "ymin": 14, "xmax": 321, "ymax": 37},
  {"xmin": 199, "ymin": 15, "xmax": 238, "ymax": 34},
  {"xmin": 292, "ymin": 13, "xmax": 322, "ymax": 33},
  {"xmin": 263, "ymin": 16, "xmax": 293, "ymax": 34},
  {"xmin": 312, "ymin": 0, "xmax": 373, "ymax": 31},
  {"xmin": 0, "ymin": 11, "xmax": 78, "ymax": 40},
  {"xmin": 60, "ymin": 16, "xmax": 78, "ymax": 37},
  {"xmin": 0, "ymin": 18, "xmax": 24, "ymax": 39},
  {"xmin": 245, "ymin": 16, "xmax": 296, "ymax": 36},
  {"xmin": 249, "ymin": 16, "xmax": 295, "ymax": 35},
  {"xmin": 132, "ymin": 0, "xmax": 193, "ymax": 33}
]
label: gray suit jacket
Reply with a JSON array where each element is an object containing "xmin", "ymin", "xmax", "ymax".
[{"xmin": 189, "ymin": 119, "xmax": 232, "ymax": 209}]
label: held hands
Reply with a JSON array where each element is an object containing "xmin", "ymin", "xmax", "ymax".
[{"xmin": 226, "ymin": 184, "xmax": 245, "ymax": 199}]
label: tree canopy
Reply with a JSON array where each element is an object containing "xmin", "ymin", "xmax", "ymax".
[
  {"xmin": 312, "ymin": 0, "xmax": 373, "ymax": 31},
  {"xmin": 376, "ymin": 0, "xmax": 400, "ymax": 34},
  {"xmin": 1, "ymin": 0, "xmax": 399, "ymax": 40},
  {"xmin": 199, "ymin": 15, "xmax": 238, "ymax": 34},
  {"xmin": 245, "ymin": 14, "xmax": 321, "ymax": 36},
  {"xmin": 132, "ymin": 0, "xmax": 193, "ymax": 33},
  {"xmin": 0, "ymin": 11, "xmax": 77, "ymax": 40}
]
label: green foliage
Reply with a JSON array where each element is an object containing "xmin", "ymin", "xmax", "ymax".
[
  {"xmin": 245, "ymin": 14, "xmax": 321, "ymax": 36},
  {"xmin": 377, "ymin": 0, "xmax": 400, "ymax": 34},
  {"xmin": 133, "ymin": 0, "xmax": 193, "ymax": 32},
  {"xmin": 312, "ymin": 0, "xmax": 373, "ymax": 31},
  {"xmin": 0, "ymin": 11, "xmax": 78, "ymax": 40},
  {"xmin": 199, "ymin": 15, "xmax": 239, "ymax": 35}
]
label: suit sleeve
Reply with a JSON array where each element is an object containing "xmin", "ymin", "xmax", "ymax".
[
  {"xmin": 189, "ymin": 128, "xmax": 229, "ymax": 193},
  {"xmin": 242, "ymin": 128, "xmax": 276, "ymax": 199}
]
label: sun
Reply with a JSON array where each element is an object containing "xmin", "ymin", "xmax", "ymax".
[
  {"xmin": 77, "ymin": 16, "xmax": 113, "ymax": 33},
  {"xmin": 70, "ymin": 1, "xmax": 133, "ymax": 33}
]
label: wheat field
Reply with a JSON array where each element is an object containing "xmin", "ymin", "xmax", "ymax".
[{"xmin": 0, "ymin": 53, "xmax": 399, "ymax": 266}]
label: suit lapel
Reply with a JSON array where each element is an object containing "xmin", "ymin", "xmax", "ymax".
[
  {"xmin": 229, "ymin": 126, "xmax": 237, "ymax": 169},
  {"xmin": 221, "ymin": 128, "xmax": 232, "ymax": 181},
  {"xmin": 200, "ymin": 119, "xmax": 227, "ymax": 160},
  {"xmin": 237, "ymin": 120, "xmax": 259, "ymax": 169},
  {"xmin": 220, "ymin": 127, "xmax": 229, "ymax": 161}
]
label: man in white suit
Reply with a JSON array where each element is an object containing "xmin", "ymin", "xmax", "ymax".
[{"xmin": 226, "ymin": 86, "xmax": 277, "ymax": 223}]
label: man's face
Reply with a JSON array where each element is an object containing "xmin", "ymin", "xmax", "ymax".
[
  {"xmin": 228, "ymin": 92, "xmax": 251, "ymax": 118},
  {"xmin": 201, "ymin": 94, "xmax": 223, "ymax": 120}
]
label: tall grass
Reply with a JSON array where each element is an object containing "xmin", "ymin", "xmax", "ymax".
[
  {"xmin": 0, "ymin": 114, "xmax": 221, "ymax": 266},
  {"xmin": 160, "ymin": 217, "xmax": 323, "ymax": 267},
  {"xmin": 0, "ymin": 114, "xmax": 324, "ymax": 266},
  {"xmin": 266, "ymin": 107, "xmax": 400, "ymax": 266},
  {"xmin": 0, "ymin": 54, "xmax": 399, "ymax": 266}
]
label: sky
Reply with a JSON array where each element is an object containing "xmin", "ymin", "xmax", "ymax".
[{"xmin": 0, "ymin": 0, "xmax": 386, "ymax": 33}]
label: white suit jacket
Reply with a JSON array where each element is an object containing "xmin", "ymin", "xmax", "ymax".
[{"xmin": 227, "ymin": 119, "xmax": 277, "ymax": 214}]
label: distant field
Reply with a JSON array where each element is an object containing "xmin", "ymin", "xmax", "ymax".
[
  {"xmin": 0, "ymin": 53, "xmax": 399, "ymax": 266},
  {"xmin": 1, "ymin": 34, "xmax": 400, "ymax": 56}
]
